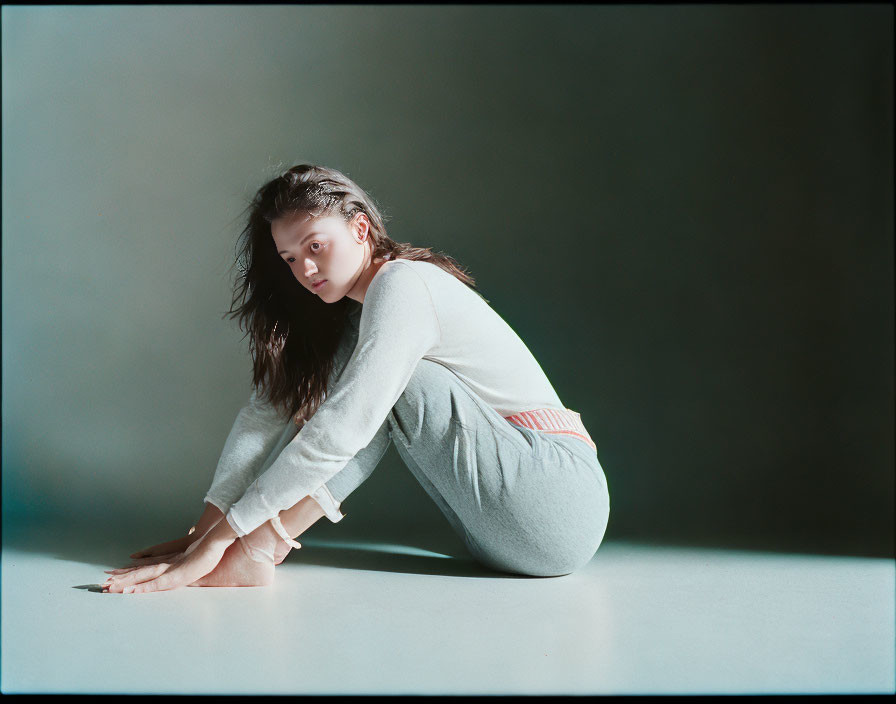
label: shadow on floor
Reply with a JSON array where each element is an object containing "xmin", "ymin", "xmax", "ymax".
[
  {"xmin": 281, "ymin": 538, "xmax": 533, "ymax": 579},
  {"xmin": 2, "ymin": 519, "xmax": 534, "ymax": 581}
]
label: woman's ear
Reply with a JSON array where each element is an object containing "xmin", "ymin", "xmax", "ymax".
[{"xmin": 354, "ymin": 212, "xmax": 370, "ymax": 243}]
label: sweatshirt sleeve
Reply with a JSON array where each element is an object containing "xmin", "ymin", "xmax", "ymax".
[
  {"xmin": 224, "ymin": 262, "xmax": 441, "ymax": 537},
  {"xmin": 204, "ymin": 303, "xmax": 362, "ymax": 515},
  {"xmin": 203, "ymin": 387, "xmax": 289, "ymax": 515}
]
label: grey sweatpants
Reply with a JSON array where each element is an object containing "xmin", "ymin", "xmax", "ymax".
[{"xmin": 322, "ymin": 358, "xmax": 611, "ymax": 577}]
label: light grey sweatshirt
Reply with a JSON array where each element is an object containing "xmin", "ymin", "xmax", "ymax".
[{"xmin": 206, "ymin": 259, "xmax": 595, "ymax": 538}]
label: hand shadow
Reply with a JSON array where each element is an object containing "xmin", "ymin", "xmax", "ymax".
[{"xmin": 3, "ymin": 518, "xmax": 533, "ymax": 592}]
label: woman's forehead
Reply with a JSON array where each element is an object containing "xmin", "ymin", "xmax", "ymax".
[
  {"xmin": 273, "ymin": 212, "xmax": 326, "ymax": 236},
  {"xmin": 272, "ymin": 212, "xmax": 347, "ymax": 245}
]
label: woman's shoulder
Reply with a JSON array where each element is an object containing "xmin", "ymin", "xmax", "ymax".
[
  {"xmin": 365, "ymin": 258, "xmax": 443, "ymax": 309},
  {"xmin": 377, "ymin": 257, "xmax": 428, "ymax": 277},
  {"xmin": 371, "ymin": 257, "xmax": 427, "ymax": 291},
  {"xmin": 378, "ymin": 258, "xmax": 453, "ymax": 293},
  {"xmin": 383, "ymin": 257, "xmax": 443, "ymax": 277}
]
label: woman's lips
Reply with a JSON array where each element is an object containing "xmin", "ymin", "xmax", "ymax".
[{"xmin": 312, "ymin": 280, "xmax": 327, "ymax": 290}]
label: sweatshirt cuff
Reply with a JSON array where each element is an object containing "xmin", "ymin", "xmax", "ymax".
[
  {"xmin": 310, "ymin": 484, "xmax": 346, "ymax": 523},
  {"xmin": 204, "ymin": 495, "xmax": 230, "ymax": 516},
  {"xmin": 225, "ymin": 481, "xmax": 277, "ymax": 537},
  {"xmin": 225, "ymin": 482, "xmax": 345, "ymax": 535},
  {"xmin": 224, "ymin": 509, "xmax": 250, "ymax": 538}
]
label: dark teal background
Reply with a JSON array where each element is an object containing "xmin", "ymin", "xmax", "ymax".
[{"xmin": 3, "ymin": 5, "xmax": 892, "ymax": 556}]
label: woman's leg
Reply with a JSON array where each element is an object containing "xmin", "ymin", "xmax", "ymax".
[
  {"xmin": 188, "ymin": 493, "xmax": 328, "ymax": 586},
  {"xmin": 321, "ymin": 419, "xmax": 393, "ymax": 506},
  {"xmin": 231, "ymin": 415, "xmax": 390, "ymax": 563},
  {"xmin": 383, "ymin": 359, "xmax": 610, "ymax": 577},
  {"xmin": 257, "ymin": 357, "xmax": 609, "ymax": 577}
]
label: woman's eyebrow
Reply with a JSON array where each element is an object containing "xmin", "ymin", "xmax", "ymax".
[{"xmin": 278, "ymin": 232, "xmax": 317, "ymax": 255}]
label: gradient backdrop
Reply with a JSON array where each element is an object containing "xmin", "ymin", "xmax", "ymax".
[{"xmin": 2, "ymin": 5, "xmax": 893, "ymax": 556}]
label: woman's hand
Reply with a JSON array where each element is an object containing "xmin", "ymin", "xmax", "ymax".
[
  {"xmin": 107, "ymin": 534, "xmax": 208, "ymax": 576},
  {"xmin": 129, "ymin": 533, "xmax": 196, "ymax": 560},
  {"xmin": 112, "ymin": 530, "xmax": 205, "ymax": 571},
  {"xmin": 129, "ymin": 504, "xmax": 225, "ymax": 560},
  {"xmin": 103, "ymin": 520, "xmax": 238, "ymax": 594}
]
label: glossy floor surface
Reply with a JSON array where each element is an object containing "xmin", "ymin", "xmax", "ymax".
[{"xmin": 1, "ymin": 521, "xmax": 893, "ymax": 695}]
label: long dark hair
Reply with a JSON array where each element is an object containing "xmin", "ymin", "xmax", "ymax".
[{"xmin": 223, "ymin": 164, "xmax": 483, "ymax": 423}]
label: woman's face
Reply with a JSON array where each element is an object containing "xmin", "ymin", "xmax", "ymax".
[{"xmin": 271, "ymin": 211, "xmax": 377, "ymax": 304}]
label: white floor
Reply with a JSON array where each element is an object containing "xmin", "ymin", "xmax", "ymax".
[{"xmin": 1, "ymin": 520, "xmax": 893, "ymax": 695}]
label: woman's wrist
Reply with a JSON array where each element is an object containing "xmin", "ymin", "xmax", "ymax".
[
  {"xmin": 185, "ymin": 503, "xmax": 225, "ymax": 543},
  {"xmin": 192, "ymin": 502, "xmax": 225, "ymax": 534},
  {"xmin": 202, "ymin": 514, "xmax": 239, "ymax": 548}
]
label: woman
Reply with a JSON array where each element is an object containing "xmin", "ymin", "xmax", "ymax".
[{"xmin": 102, "ymin": 164, "xmax": 610, "ymax": 594}]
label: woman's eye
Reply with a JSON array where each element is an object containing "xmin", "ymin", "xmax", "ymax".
[{"xmin": 284, "ymin": 243, "xmax": 321, "ymax": 263}]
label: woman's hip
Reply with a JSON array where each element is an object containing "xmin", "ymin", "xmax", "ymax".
[{"xmin": 390, "ymin": 358, "xmax": 610, "ymax": 572}]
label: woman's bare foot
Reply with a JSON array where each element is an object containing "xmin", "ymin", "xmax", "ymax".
[
  {"xmin": 273, "ymin": 541, "xmax": 292, "ymax": 565},
  {"xmin": 188, "ymin": 538, "xmax": 274, "ymax": 587}
]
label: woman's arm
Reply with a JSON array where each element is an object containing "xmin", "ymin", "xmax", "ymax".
[
  {"xmin": 128, "ymin": 502, "xmax": 225, "ymax": 560},
  {"xmin": 224, "ymin": 263, "xmax": 440, "ymax": 537},
  {"xmin": 127, "ymin": 393, "xmax": 288, "ymax": 563},
  {"xmin": 122, "ymin": 320, "xmax": 361, "ymax": 566},
  {"xmin": 190, "ymin": 501, "xmax": 225, "ymax": 536},
  {"xmin": 203, "ymin": 388, "xmax": 292, "ymax": 512},
  {"xmin": 205, "ymin": 318, "xmax": 360, "ymax": 511}
]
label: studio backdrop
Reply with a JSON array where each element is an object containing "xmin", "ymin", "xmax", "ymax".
[{"xmin": 2, "ymin": 5, "xmax": 892, "ymax": 556}]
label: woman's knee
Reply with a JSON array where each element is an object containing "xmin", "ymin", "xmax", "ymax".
[
  {"xmin": 472, "ymin": 532, "xmax": 603, "ymax": 578},
  {"xmin": 477, "ymin": 553, "xmax": 591, "ymax": 578},
  {"xmin": 400, "ymin": 358, "xmax": 452, "ymax": 403},
  {"xmin": 523, "ymin": 545, "xmax": 600, "ymax": 577},
  {"xmin": 388, "ymin": 359, "xmax": 456, "ymax": 439},
  {"xmin": 525, "ymin": 490, "xmax": 609, "ymax": 577},
  {"xmin": 495, "ymin": 508, "xmax": 610, "ymax": 577}
]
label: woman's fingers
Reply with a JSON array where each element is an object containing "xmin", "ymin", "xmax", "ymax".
[
  {"xmin": 106, "ymin": 562, "xmax": 168, "ymax": 586},
  {"xmin": 104, "ymin": 566, "xmax": 142, "ymax": 575},
  {"xmin": 130, "ymin": 546, "xmax": 168, "ymax": 559},
  {"xmin": 123, "ymin": 555, "xmax": 160, "ymax": 566},
  {"xmin": 103, "ymin": 552, "xmax": 181, "ymax": 575},
  {"xmin": 110, "ymin": 540, "xmax": 228, "ymax": 594},
  {"xmin": 130, "ymin": 535, "xmax": 192, "ymax": 559},
  {"xmin": 121, "ymin": 571, "xmax": 179, "ymax": 594},
  {"xmin": 127, "ymin": 552, "xmax": 183, "ymax": 568},
  {"xmin": 130, "ymin": 543, "xmax": 173, "ymax": 558},
  {"xmin": 104, "ymin": 563, "xmax": 171, "ymax": 592}
]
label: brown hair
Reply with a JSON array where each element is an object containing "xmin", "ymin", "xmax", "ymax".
[{"xmin": 223, "ymin": 164, "xmax": 483, "ymax": 422}]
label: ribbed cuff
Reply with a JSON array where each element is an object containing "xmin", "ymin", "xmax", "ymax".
[
  {"xmin": 269, "ymin": 515, "xmax": 303, "ymax": 549},
  {"xmin": 225, "ymin": 510, "xmax": 249, "ymax": 538},
  {"xmin": 225, "ymin": 482, "xmax": 278, "ymax": 537},
  {"xmin": 204, "ymin": 495, "xmax": 230, "ymax": 516},
  {"xmin": 310, "ymin": 484, "xmax": 345, "ymax": 523}
]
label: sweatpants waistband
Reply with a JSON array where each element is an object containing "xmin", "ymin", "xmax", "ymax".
[{"xmin": 504, "ymin": 408, "xmax": 597, "ymax": 452}]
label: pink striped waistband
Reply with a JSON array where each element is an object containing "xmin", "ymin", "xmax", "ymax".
[{"xmin": 503, "ymin": 408, "xmax": 596, "ymax": 452}]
